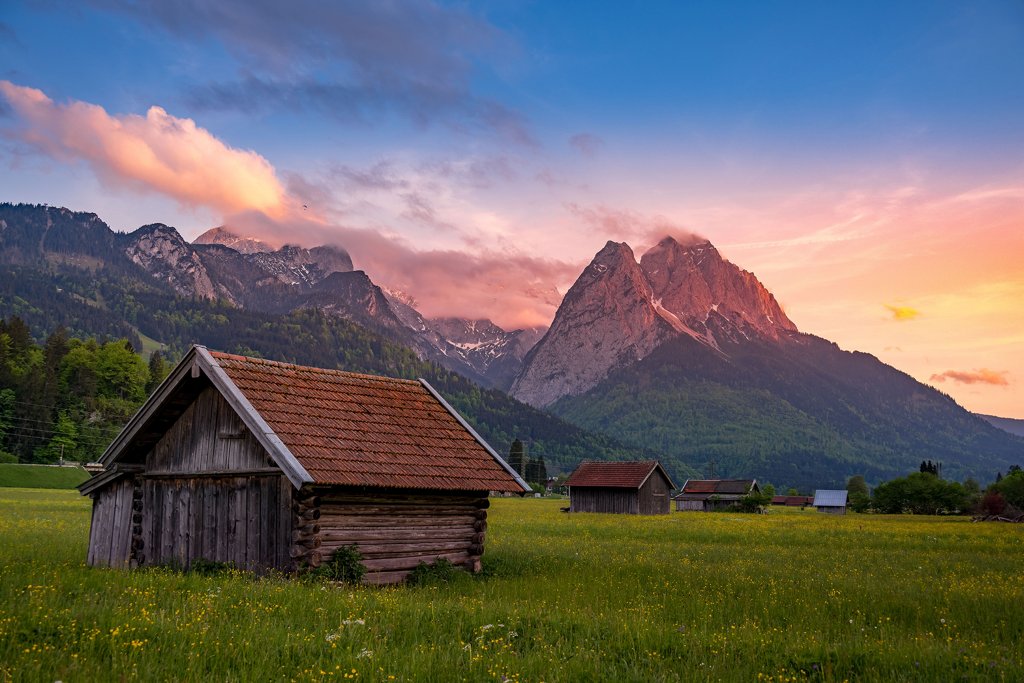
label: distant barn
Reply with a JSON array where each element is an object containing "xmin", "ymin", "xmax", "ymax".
[
  {"xmin": 771, "ymin": 495, "xmax": 814, "ymax": 507},
  {"xmin": 79, "ymin": 346, "xmax": 529, "ymax": 583},
  {"xmin": 813, "ymin": 489, "xmax": 849, "ymax": 515},
  {"xmin": 564, "ymin": 461, "xmax": 675, "ymax": 514},
  {"xmin": 674, "ymin": 479, "xmax": 759, "ymax": 512}
]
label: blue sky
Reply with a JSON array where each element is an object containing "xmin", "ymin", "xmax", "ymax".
[{"xmin": 2, "ymin": 0, "xmax": 1023, "ymax": 416}]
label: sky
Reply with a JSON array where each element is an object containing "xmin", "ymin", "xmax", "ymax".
[{"xmin": 1, "ymin": 0, "xmax": 1022, "ymax": 418}]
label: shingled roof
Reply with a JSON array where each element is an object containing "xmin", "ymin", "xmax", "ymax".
[
  {"xmin": 564, "ymin": 461, "xmax": 675, "ymax": 489},
  {"xmin": 675, "ymin": 479, "xmax": 758, "ymax": 499},
  {"xmin": 98, "ymin": 346, "xmax": 529, "ymax": 493}
]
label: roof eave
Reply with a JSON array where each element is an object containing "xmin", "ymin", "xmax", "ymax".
[
  {"xmin": 196, "ymin": 346, "xmax": 314, "ymax": 490},
  {"xmin": 637, "ymin": 461, "xmax": 677, "ymax": 491},
  {"xmin": 418, "ymin": 378, "xmax": 531, "ymax": 494},
  {"xmin": 97, "ymin": 345, "xmax": 203, "ymax": 469}
]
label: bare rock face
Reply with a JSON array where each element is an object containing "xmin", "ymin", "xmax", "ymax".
[
  {"xmin": 639, "ymin": 236, "xmax": 796, "ymax": 344},
  {"xmin": 509, "ymin": 241, "xmax": 675, "ymax": 407},
  {"xmin": 426, "ymin": 318, "xmax": 548, "ymax": 389},
  {"xmin": 511, "ymin": 236, "xmax": 802, "ymax": 408},
  {"xmin": 193, "ymin": 226, "xmax": 273, "ymax": 254},
  {"xmin": 123, "ymin": 224, "xmax": 218, "ymax": 300}
]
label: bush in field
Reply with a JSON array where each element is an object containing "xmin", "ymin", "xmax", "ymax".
[
  {"xmin": 990, "ymin": 469, "xmax": 1024, "ymax": 510},
  {"xmin": 189, "ymin": 559, "xmax": 237, "ymax": 576},
  {"xmin": 407, "ymin": 558, "xmax": 460, "ymax": 586},
  {"xmin": 732, "ymin": 491, "xmax": 772, "ymax": 513},
  {"xmin": 979, "ymin": 490, "xmax": 1006, "ymax": 516},
  {"xmin": 872, "ymin": 472, "xmax": 969, "ymax": 514},
  {"xmin": 310, "ymin": 545, "xmax": 366, "ymax": 584}
]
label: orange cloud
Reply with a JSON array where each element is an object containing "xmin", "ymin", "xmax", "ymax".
[
  {"xmin": 884, "ymin": 304, "xmax": 921, "ymax": 321},
  {"xmin": 0, "ymin": 81, "xmax": 286, "ymax": 217},
  {"xmin": 930, "ymin": 369, "xmax": 1010, "ymax": 386}
]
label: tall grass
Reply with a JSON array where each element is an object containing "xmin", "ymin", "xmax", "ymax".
[{"xmin": 1, "ymin": 490, "xmax": 1021, "ymax": 682}]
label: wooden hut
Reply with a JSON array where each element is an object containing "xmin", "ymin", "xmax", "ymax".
[
  {"xmin": 812, "ymin": 489, "xmax": 848, "ymax": 515},
  {"xmin": 78, "ymin": 346, "xmax": 529, "ymax": 583},
  {"xmin": 771, "ymin": 495, "xmax": 814, "ymax": 507},
  {"xmin": 564, "ymin": 461, "xmax": 675, "ymax": 514},
  {"xmin": 674, "ymin": 479, "xmax": 759, "ymax": 511}
]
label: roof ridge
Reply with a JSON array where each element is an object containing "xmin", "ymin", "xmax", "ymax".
[{"xmin": 208, "ymin": 349, "xmax": 422, "ymax": 385}]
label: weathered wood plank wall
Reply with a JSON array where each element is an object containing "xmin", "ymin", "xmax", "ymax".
[
  {"xmin": 569, "ymin": 487, "xmax": 639, "ymax": 514},
  {"xmin": 133, "ymin": 386, "xmax": 292, "ymax": 572},
  {"xmin": 140, "ymin": 475, "xmax": 292, "ymax": 572},
  {"xmin": 85, "ymin": 477, "xmax": 135, "ymax": 567},
  {"xmin": 638, "ymin": 473, "xmax": 671, "ymax": 515}
]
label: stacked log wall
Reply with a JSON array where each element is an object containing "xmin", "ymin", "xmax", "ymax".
[{"xmin": 313, "ymin": 489, "xmax": 489, "ymax": 585}]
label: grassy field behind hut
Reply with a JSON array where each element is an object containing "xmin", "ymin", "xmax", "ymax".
[
  {"xmin": 0, "ymin": 464, "xmax": 89, "ymax": 489},
  {"xmin": 1, "ymin": 489, "xmax": 1022, "ymax": 682}
]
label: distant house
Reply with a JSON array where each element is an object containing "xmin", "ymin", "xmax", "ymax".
[
  {"xmin": 813, "ymin": 489, "xmax": 849, "ymax": 515},
  {"xmin": 564, "ymin": 461, "xmax": 675, "ymax": 514},
  {"xmin": 771, "ymin": 495, "xmax": 814, "ymax": 507},
  {"xmin": 79, "ymin": 346, "xmax": 529, "ymax": 583},
  {"xmin": 674, "ymin": 479, "xmax": 759, "ymax": 512}
]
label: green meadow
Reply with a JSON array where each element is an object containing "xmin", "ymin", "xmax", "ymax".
[
  {"xmin": 1, "ymin": 490, "xmax": 1022, "ymax": 683},
  {"xmin": 0, "ymin": 464, "xmax": 88, "ymax": 490}
]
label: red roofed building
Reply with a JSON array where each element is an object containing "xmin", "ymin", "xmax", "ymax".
[
  {"xmin": 564, "ymin": 461, "xmax": 675, "ymax": 514},
  {"xmin": 675, "ymin": 479, "xmax": 759, "ymax": 511},
  {"xmin": 79, "ymin": 346, "xmax": 529, "ymax": 583}
]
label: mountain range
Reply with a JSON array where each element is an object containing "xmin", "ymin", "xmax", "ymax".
[{"xmin": 1, "ymin": 202, "xmax": 1020, "ymax": 487}]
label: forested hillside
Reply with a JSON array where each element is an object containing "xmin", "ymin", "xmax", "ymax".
[
  {"xmin": 0, "ymin": 308, "xmax": 664, "ymax": 477},
  {"xmin": 553, "ymin": 334, "xmax": 1022, "ymax": 488}
]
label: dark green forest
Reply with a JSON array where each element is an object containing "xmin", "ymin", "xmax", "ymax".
[{"xmin": 553, "ymin": 335, "xmax": 1023, "ymax": 489}]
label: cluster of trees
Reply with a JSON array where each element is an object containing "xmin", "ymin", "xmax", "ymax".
[
  {"xmin": 981, "ymin": 466, "xmax": 1024, "ymax": 516},
  {"xmin": 507, "ymin": 438, "xmax": 548, "ymax": 490},
  {"xmin": 0, "ymin": 317, "xmax": 169, "ymax": 463},
  {"xmin": 843, "ymin": 465, "xmax": 1024, "ymax": 516}
]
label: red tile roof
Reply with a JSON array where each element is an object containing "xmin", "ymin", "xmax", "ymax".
[
  {"xmin": 210, "ymin": 351, "xmax": 526, "ymax": 492},
  {"xmin": 564, "ymin": 461, "xmax": 671, "ymax": 489},
  {"xmin": 680, "ymin": 479, "xmax": 756, "ymax": 495}
]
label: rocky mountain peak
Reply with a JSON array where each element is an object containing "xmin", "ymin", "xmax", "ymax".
[
  {"xmin": 193, "ymin": 226, "xmax": 272, "ymax": 254},
  {"xmin": 639, "ymin": 235, "xmax": 796, "ymax": 341},
  {"xmin": 511, "ymin": 235, "xmax": 803, "ymax": 407},
  {"xmin": 122, "ymin": 224, "xmax": 217, "ymax": 300},
  {"xmin": 509, "ymin": 240, "xmax": 674, "ymax": 407}
]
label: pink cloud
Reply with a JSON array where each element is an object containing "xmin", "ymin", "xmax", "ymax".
[
  {"xmin": 930, "ymin": 369, "xmax": 1010, "ymax": 386},
  {"xmin": 565, "ymin": 202, "xmax": 706, "ymax": 251},
  {"xmin": 0, "ymin": 81, "xmax": 287, "ymax": 217},
  {"xmin": 224, "ymin": 209, "xmax": 576, "ymax": 329}
]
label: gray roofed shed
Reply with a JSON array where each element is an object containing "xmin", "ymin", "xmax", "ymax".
[{"xmin": 813, "ymin": 489, "xmax": 848, "ymax": 514}]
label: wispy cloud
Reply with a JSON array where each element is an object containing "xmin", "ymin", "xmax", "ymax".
[
  {"xmin": 0, "ymin": 80, "xmax": 568, "ymax": 327},
  {"xmin": 565, "ymin": 203, "xmax": 706, "ymax": 253},
  {"xmin": 569, "ymin": 133, "xmax": 604, "ymax": 157},
  {"xmin": 930, "ymin": 369, "xmax": 1010, "ymax": 386},
  {"xmin": 884, "ymin": 304, "xmax": 921, "ymax": 321},
  {"xmin": 0, "ymin": 81, "xmax": 286, "ymax": 216},
  {"xmin": 74, "ymin": 0, "xmax": 533, "ymax": 144}
]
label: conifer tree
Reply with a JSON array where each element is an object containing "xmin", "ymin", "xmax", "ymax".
[{"xmin": 508, "ymin": 438, "xmax": 526, "ymax": 476}]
